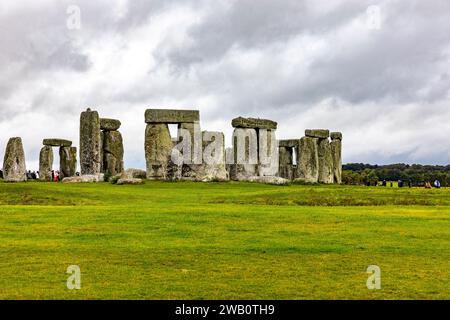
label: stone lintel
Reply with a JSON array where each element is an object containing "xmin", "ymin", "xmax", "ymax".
[
  {"xmin": 43, "ymin": 139, "xmax": 73, "ymax": 147},
  {"xmin": 231, "ymin": 117, "xmax": 278, "ymax": 130},
  {"xmin": 145, "ymin": 109, "xmax": 200, "ymax": 124},
  {"xmin": 305, "ymin": 129, "xmax": 330, "ymax": 139}
]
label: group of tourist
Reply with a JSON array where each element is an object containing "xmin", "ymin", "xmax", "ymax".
[
  {"xmin": 0, "ymin": 169, "xmax": 81, "ymax": 181},
  {"xmin": 374, "ymin": 179, "xmax": 443, "ymax": 188}
]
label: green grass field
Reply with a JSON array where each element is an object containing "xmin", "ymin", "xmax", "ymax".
[{"xmin": 0, "ymin": 181, "xmax": 449, "ymax": 300}]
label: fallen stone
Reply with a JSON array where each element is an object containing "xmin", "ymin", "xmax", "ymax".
[
  {"xmin": 247, "ymin": 176, "xmax": 289, "ymax": 185},
  {"xmin": 145, "ymin": 109, "xmax": 199, "ymax": 123},
  {"xmin": 231, "ymin": 117, "xmax": 278, "ymax": 130},
  {"xmin": 305, "ymin": 129, "xmax": 330, "ymax": 139},
  {"xmin": 43, "ymin": 138, "xmax": 72, "ymax": 147},
  {"xmin": 3, "ymin": 137, "xmax": 27, "ymax": 182},
  {"xmin": 62, "ymin": 174, "xmax": 101, "ymax": 183},
  {"xmin": 121, "ymin": 168, "xmax": 147, "ymax": 180},
  {"xmin": 39, "ymin": 146, "xmax": 53, "ymax": 181},
  {"xmin": 80, "ymin": 108, "xmax": 101, "ymax": 175},
  {"xmin": 100, "ymin": 118, "xmax": 121, "ymax": 131},
  {"xmin": 330, "ymin": 132, "xmax": 343, "ymax": 141},
  {"xmin": 116, "ymin": 178, "xmax": 145, "ymax": 185}
]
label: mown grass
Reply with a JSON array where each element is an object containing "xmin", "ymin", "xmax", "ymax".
[{"xmin": 0, "ymin": 180, "xmax": 449, "ymax": 300}]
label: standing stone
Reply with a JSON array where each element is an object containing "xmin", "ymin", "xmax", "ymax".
[
  {"xmin": 2, "ymin": 137, "xmax": 27, "ymax": 182},
  {"xmin": 296, "ymin": 136, "xmax": 319, "ymax": 183},
  {"xmin": 230, "ymin": 128, "xmax": 258, "ymax": 180},
  {"xmin": 103, "ymin": 131, "xmax": 124, "ymax": 176},
  {"xmin": 330, "ymin": 133, "xmax": 342, "ymax": 184},
  {"xmin": 39, "ymin": 146, "xmax": 54, "ymax": 181},
  {"xmin": 100, "ymin": 131, "xmax": 104, "ymax": 173},
  {"xmin": 258, "ymin": 129, "xmax": 278, "ymax": 177},
  {"xmin": 199, "ymin": 131, "xmax": 228, "ymax": 181},
  {"xmin": 145, "ymin": 123, "xmax": 173, "ymax": 179},
  {"xmin": 177, "ymin": 122, "xmax": 202, "ymax": 179},
  {"xmin": 279, "ymin": 146, "xmax": 294, "ymax": 180},
  {"xmin": 80, "ymin": 108, "xmax": 101, "ymax": 175},
  {"xmin": 60, "ymin": 147, "xmax": 77, "ymax": 179},
  {"xmin": 317, "ymin": 138, "xmax": 334, "ymax": 184}
]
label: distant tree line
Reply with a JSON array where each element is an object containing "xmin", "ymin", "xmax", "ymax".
[{"xmin": 342, "ymin": 163, "xmax": 450, "ymax": 187}]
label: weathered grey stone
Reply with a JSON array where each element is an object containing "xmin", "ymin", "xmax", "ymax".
[
  {"xmin": 330, "ymin": 132, "xmax": 343, "ymax": 141},
  {"xmin": 43, "ymin": 139, "xmax": 72, "ymax": 147},
  {"xmin": 80, "ymin": 108, "xmax": 101, "ymax": 175},
  {"xmin": 100, "ymin": 118, "xmax": 121, "ymax": 131},
  {"xmin": 145, "ymin": 109, "xmax": 199, "ymax": 123},
  {"xmin": 103, "ymin": 130, "xmax": 124, "ymax": 176},
  {"xmin": 296, "ymin": 136, "xmax": 319, "ymax": 183},
  {"xmin": 100, "ymin": 131, "xmax": 104, "ymax": 173},
  {"xmin": 258, "ymin": 129, "xmax": 278, "ymax": 177},
  {"xmin": 231, "ymin": 117, "xmax": 278, "ymax": 130},
  {"xmin": 197, "ymin": 131, "xmax": 228, "ymax": 182},
  {"xmin": 3, "ymin": 137, "xmax": 27, "ymax": 182},
  {"xmin": 279, "ymin": 146, "xmax": 294, "ymax": 180},
  {"xmin": 317, "ymin": 138, "xmax": 334, "ymax": 184},
  {"xmin": 145, "ymin": 123, "xmax": 173, "ymax": 179},
  {"xmin": 331, "ymin": 139, "xmax": 342, "ymax": 184},
  {"xmin": 177, "ymin": 122, "xmax": 203, "ymax": 179},
  {"xmin": 278, "ymin": 139, "xmax": 299, "ymax": 148},
  {"xmin": 229, "ymin": 128, "xmax": 258, "ymax": 180},
  {"xmin": 39, "ymin": 146, "xmax": 53, "ymax": 181},
  {"xmin": 305, "ymin": 129, "xmax": 330, "ymax": 139},
  {"xmin": 116, "ymin": 178, "xmax": 144, "ymax": 185},
  {"xmin": 60, "ymin": 147, "xmax": 77, "ymax": 179},
  {"xmin": 62, "ymin": 174, "xmax": 101, "ymax": 183}
]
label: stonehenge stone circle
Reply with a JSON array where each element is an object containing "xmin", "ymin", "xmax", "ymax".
[
  {"xmin": 43, "ymin": 139, "xmax": 72, "ymax": 147},
  {"xmin": 0, "ymin": 107, "xmax": 343, "ymax": 186},
  {"xmin": 60, "ymin": 146, "xmax": 77, "ymax": 179},
  {"xmin": 80, "ymin": 108, "xmax": 102, "ymax": 175},
  {"xmin": 3, "ymin": 137, "xmax": 27, "ymax": 182},
  {"xmin": 39, "ymin": 146, "xmax": 54, "ymax": 181}
]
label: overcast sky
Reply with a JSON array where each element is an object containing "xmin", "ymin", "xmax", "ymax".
[{"xmin": 1, "ymin": 0, "xmax": 449, "ymax": 170}]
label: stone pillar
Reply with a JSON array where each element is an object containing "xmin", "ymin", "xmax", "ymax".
[
  {"xmin": 80, "ymin": 108, "xmax": 101, "ymax": 175},
  {"xmin": 279, "ymin": 146, "xmax": 293, "ymax": 180},
  {"xmin": 145, "ymin": 123, "xmax": 173, "ymax": 179},
  {"xmin": 2, "ymin": 137, "xmax": 27, "ymax": 182},
  {"xmin": 296, "ymin": 136, "xmax": 319, "ymax": 183},
  {"xmin": 39, "ymin": 146, "xmax": 53, "ymax": 181},
  {"xmin": 230, "ymin": 128, "xmax": 258, "ymax": 180},
  {"xmin": 330, "ymin": 132, "xmax": 343, "ymax": 184},
  {"xmin": 317, "ymin": 138, "xmax": 334, "ymax": 184},
  {"xmin": 60, "ymin": 147, "xmax": 77, "ymax": 179},
  {"xmin": 177, "ymin": 121, "xmax": 202, "ymax": 179},
  {"xmin": 258, "ymin": 129, "xmax": 278, "ymax": 177},
  {"xmin": 103, "ymin": 131, "xmax": 124, "ymax": 176},
  {"xmin": 199, "ymin": 131, "xmax": 228, "ymax": 181}
]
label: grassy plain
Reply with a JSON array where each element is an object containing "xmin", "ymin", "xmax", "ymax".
[{"xmin": 0, "ymin": 181, "xmax": 449, "ymax": 299}]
